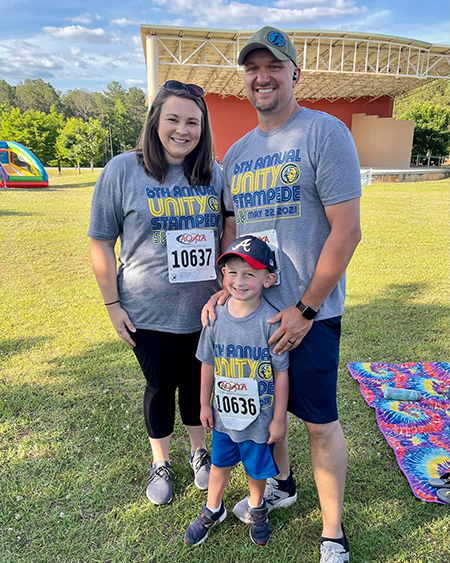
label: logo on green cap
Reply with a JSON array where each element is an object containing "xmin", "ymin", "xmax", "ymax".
[{"xmin": 268, "ymin": 31, "xmax": 286, "ymax": 48}]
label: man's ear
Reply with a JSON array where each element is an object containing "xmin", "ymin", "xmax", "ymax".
[{"xmin": 263, "ymin": 273, "xmax": 277, "ymax": 288}]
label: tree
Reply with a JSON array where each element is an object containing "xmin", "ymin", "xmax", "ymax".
[
  {"xmin": 56, "ymin": 117, "xmax": 107, "ymax": 173},
  {"xmin": 84, "ymin": 119, "xmax": 108, "ymax": 171},
  {"xmin": 394, "ymin": 80, "xmax": 450, "ymax": 118},
  {"xmin": 15, "ymin": 78, "xmax": 60, "ymax": 114},
  {"xmin": 0, "ymin": 77, "xmax": 17, "ymax": 110},
  {"xmin": 61, "ymin": 89, "xmax": 95, "ymax": 121},
  {"xmin": 398, "ymin": 102, "xmax": 450, "ymax": 156},
  {"xmin": 0, "ymin": 107, "xmax": 64, "ymax": 164}
]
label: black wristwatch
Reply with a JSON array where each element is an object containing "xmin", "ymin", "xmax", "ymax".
[{"xmin": 296, "ymin": 300, "xmax": 318, "ymax": 320}]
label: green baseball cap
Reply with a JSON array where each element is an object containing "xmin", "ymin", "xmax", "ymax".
[{"xmin": 238, "ymin": 26, "xmax": 298, "ymax": 66}]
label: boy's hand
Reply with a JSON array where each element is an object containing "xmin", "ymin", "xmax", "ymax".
[
  {"xmin": 267, "ymin": 419, "xmax": 286, "ymax": 444},
  {"xmin": 200, "ymin": 405, "xmax": 214, "ymax": 432}
]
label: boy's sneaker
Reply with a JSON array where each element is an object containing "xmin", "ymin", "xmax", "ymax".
[
  {"xmin": 320, "ymin": 530, "xmax": 350, "ymax": 563},
  {"xmin": 146, "ymin": 460, "xmax": 174, "ymax": 505},
  {"xmin": 184, "ymin": 502, "xmax": 227, "ymax": 546},
  {"xmin": 248, "ymin": 501, "xmax": 271, "ymax": 546},
  {"xmin": 233, "ymin": 471, "xmax": 297, "ymax": 523},
  {"xmin": 189, "ymin": 448, "xmax": 211, "ymax": 490}
]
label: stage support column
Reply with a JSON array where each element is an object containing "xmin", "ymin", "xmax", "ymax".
[{"xmin": 146, "ymin": 36, "xmax": 159, "ymax": 105}]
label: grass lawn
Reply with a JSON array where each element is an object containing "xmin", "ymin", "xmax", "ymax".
[{"xmin": 1, "ymin": 170, "xmax": 449, "ymax": 562}]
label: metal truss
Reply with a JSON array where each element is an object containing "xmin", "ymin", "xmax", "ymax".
[{"xmin": 141, "ymin": 25, "xmax": 450, "ymax": 101}]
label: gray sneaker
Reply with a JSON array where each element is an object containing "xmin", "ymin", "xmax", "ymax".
[
  {"xmin": 189, "ymin": 449, "xmax": 211, "ymax": 490},
  {"xmin": 146, "ymin": 460, "xmax": 174, "ymax": 505},
  {"xmin": 233, "ymin": 474, "xmax": 297, "ymax": 524}
]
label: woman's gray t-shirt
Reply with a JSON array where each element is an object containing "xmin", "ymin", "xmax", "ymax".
[{"xmin": 88, "ymin": 152, "xmax": 223, "ymax": 333}]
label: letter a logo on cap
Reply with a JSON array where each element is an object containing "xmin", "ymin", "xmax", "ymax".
[{"xmin": 232, "ymin": 238, "xmax": 252, "ymax": 253}]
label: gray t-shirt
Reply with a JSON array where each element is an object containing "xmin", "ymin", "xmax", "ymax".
[
  {"xmin": 223, "ymin": 108, "xmax": 361, "ymax": 321},
  {"xmin": 88, "ymin": 152, "xmax": 223, "ymax": 333},
  {"xmin": 196, "ymin": 297, "xmax": 289, "ymax": 444}
]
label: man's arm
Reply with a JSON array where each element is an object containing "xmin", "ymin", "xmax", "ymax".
[
  {"xmin": 201, "ymin": 216, "xmax": 236, "ymax": 327},
  {"xmin": 268, "ymin": 197, "xmax": 361, "ymax": 354}
]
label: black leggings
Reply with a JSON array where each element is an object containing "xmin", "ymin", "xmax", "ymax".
[{"xmin": 132, "ymin": 329, "xmax": 202, "ymax": 439}]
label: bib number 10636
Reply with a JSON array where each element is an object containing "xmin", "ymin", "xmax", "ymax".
[
  {"xmin": 214, "ymin": 376, "xmax": 260, "ymax": 431},
  {"xmin": 215, "ymin": 395, "xmax": 257, "ymax": 416}
]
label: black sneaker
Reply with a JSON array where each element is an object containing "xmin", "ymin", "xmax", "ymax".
[
  {"xmin": 248, "ymin": 501, "xmax": 271, "ymax": 546},
  {"xmin": 233, "ymin": 470, "xmax": 297, "ymax": 524},
  {"xmin": 184, "ymin": 503, "xmax": 227, "ymax": 546}
]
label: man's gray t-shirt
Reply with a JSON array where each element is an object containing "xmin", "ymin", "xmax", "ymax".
[
  {"xmin": 88, "ymin": 152, "xmax": 223, "ymax": 333},
  {"xmin": 223, "ymin": 108, "xmax": 361, "ymax": 321},
  {"xmin": 196, "ymin": 298, "xmax": 289, "ymax": 444}
]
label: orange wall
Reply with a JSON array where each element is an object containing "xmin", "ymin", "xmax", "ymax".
[{"xmin": 206, "ymin": 93, "xmax": 394, "ymax": 161}]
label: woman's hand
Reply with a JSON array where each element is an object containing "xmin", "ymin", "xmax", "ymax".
[
  {"xmin": 106, "ymin": 303, "xmax": 137, "ymax": 347},
  {"xmin": 201, "ymin": 288, "xmax": 230, "ymax": 327}
]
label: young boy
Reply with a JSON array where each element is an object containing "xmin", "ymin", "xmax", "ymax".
[{"xmin": 184, "ymin": 235, "xmax": 289, "ymax": 547}]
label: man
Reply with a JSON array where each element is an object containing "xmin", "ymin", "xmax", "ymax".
[{"xmin": 205, "ymin": 25, "xmax": 361, "ymax": 562}]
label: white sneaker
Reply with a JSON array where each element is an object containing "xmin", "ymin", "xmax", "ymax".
[
  {"xmin": 320, "ymin": 539, "xmax": 349, "ymax": 563},
  {"xmin": 233, "ymin": 475, "xmax": 297, "ymax": 524}
]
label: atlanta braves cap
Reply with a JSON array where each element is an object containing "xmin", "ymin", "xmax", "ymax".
[
  {"xmin": 217, "ymin": 235, "xmax": 275, "ymax": 273},
  {"xmin": 238, "ymin": 26, "xmax": 297, "ymax": 66}
]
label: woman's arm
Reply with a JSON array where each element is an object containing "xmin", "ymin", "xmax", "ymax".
[{"xmin": 90, "ymin": 238, "xmax": 137, "ymax": 347}]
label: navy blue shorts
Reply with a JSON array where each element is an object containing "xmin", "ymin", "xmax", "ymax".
[
  {"xmin": 288, "ymin": 316, "xmax": 341, "ymax": 424},
  {"xmin": 211, "ymin": 430, "xmax": 278, "ymax": 481}
]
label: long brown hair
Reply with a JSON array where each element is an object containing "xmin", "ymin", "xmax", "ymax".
[{"xmin": 135, "ymin": 87, "xmax": 214, "ymax": 186}]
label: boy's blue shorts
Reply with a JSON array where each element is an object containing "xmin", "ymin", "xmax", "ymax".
[
  {"xmin": 288, "ymin": 316, "xmax": 342, "ymax": 424},
  {"xmin": 211, "ymin": 429, "xmax": 278, "ymax": 481}
]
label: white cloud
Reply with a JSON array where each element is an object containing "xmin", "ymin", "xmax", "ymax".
[
  {"xmin": 152, "ymin": 0, "xmax": 367, "ymax": 27},
  {"xmin": 43, "ymin": 25, "xmax": 119, "ymax": 44},
  {"xmin": 110, "ymin": 18, "xmax": 139, "ymax": 26},
  {"xmin": 67, "ymin": 13, "xmax": 95, "ymax": 24},
  {"xmin": 125, "ymin": 78, "xmax": 146, "ymax": 86}
]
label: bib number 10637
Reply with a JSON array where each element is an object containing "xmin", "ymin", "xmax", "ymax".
[
  {"xmin": 166, "ymin": 229, "xmax": 216, "ymax": 283},
  {"xmin": 171, "ymin": 247, "xmax": 212, "ymax": 269}
]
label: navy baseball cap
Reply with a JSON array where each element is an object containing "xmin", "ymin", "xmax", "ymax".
[{"xmin": 217, "ymin": 235, "xmax": 275, "ymax": 273}]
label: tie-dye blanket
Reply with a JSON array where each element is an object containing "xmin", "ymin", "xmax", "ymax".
[{"xmin": 347, "ymin": 362, "xmax": 450, "ymax": 503}]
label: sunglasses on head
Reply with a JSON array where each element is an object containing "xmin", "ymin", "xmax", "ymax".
[{"xmin": 162, "ymin": 80, "xmax": 204, "ymax": 98}]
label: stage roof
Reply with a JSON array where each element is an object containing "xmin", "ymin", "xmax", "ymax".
[{"xmin": 140, "ymin": 24, "xmax": 450, "ymax": 101}]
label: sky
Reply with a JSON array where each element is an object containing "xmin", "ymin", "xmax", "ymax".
[{"xmin": 0, "ymin": 0, "xmax": 448, "ymax": 94}]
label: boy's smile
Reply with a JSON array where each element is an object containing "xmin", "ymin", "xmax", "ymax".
[{"xmin": 222, "ymin": 257, "xmax": 275, "ymax": 310}]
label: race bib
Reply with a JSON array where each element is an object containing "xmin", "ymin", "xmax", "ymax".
[
  {"xmin": 214, "ymin": 376, "xmax": 260, "ymax": 431},
  {"xmin": 245, "ymin": 229, "xmax": 281, "ymax": 285},
  {"xmin": 166, "ymin": 229, "xmax": 217, "ymax": 283}
]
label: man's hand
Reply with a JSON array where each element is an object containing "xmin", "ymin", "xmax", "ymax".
[
  {"xmin": 107, "ymin": 304, "xmax": 137, "ymax": 347},
  {"xmin": 267, "ymin": 419, "xmax": 286, "ymax": 444},
  {"xmin": 268, "ymin": 305, "xmax": 313, "ymax": 354},
  {"xmin": 200, "ymin": 405, "xmax": 214, "ymax": 431},
  {"xmin": 201, "ymin": 288, "xmax": 231, "ymax": 327}
]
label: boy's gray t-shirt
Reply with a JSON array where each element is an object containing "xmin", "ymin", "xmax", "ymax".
[
  {"xmin": 196, "ymin": 297, "xmax": 289, "ymax": 444},
  {"xmin": 223, "ymin": 108, "xmax": 362, "ymax": 321},
  {"xmin": 88, "ymin": 152, "xmax": 223, "ymax": 333}
]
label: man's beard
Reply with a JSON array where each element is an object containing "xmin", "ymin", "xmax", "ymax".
[{"xmin": 251, "ymin": 97, "xmax": 279, "ymax": 113}]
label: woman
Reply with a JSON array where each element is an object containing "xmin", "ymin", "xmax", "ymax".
[{"xmin": 88, "ymin": 81, "xmax": 223, "ymax": 505}]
